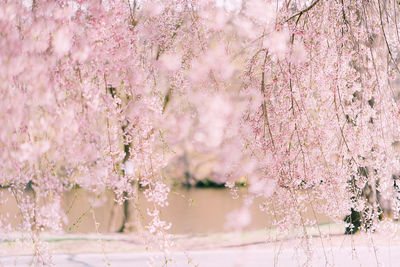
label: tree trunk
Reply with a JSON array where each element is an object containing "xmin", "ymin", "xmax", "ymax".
[{"xmin": 118, "ymin": 183, "xmax": 141, "ymax": 233}]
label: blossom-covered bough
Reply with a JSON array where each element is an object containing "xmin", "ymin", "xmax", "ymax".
[{"xmin": 1, "ymin": 0, "xmax": 400, "ymax": 265}]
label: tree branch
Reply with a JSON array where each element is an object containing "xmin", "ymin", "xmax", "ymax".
[{"xmin": 285, "ymin": 0, "xmax": 322, "ymax": 23}]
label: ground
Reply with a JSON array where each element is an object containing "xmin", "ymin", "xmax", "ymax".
[{"xmin": 2, "ymin": 223, "xmax": 400, "ymax": 266}]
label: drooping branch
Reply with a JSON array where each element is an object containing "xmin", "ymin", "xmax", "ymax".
[{"xmin": 285, "ymin": 0, "xmax": 322, "ymax": 23}]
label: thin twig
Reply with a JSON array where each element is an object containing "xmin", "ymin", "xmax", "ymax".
[{"xmin": 285, "ymin": 0, "xmax": 322, "ymax": 23}]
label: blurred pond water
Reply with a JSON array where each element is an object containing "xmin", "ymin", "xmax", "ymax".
[{"xmin": 0, "ymin": 188, "xmax": 333, "ymax": 234}]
